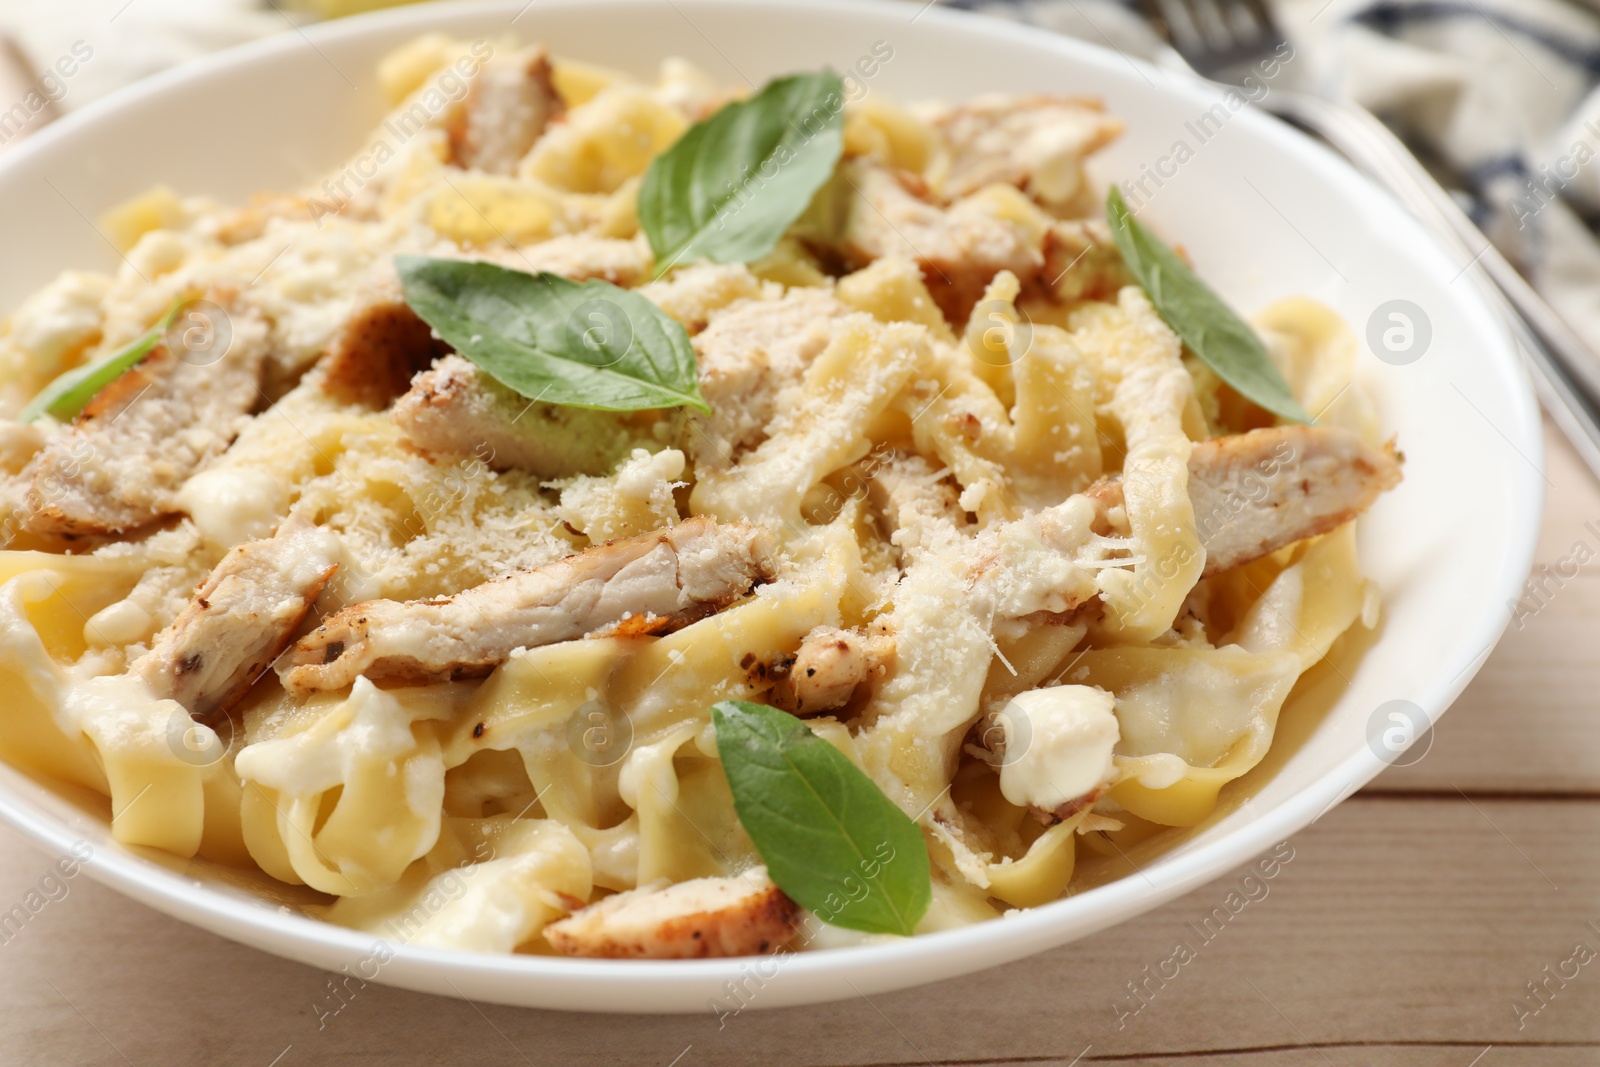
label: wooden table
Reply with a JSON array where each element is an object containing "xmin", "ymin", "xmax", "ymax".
[{"xmin": 2, "ymin": 420, "xmax": 1595, "ymax": 1067}]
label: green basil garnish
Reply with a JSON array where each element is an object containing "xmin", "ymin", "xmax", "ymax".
[
  {"xmin": 638, "ymin": 71, "xmax": 846, "ymax": 275},
  {"xmin": 395, "ymin": 255, "xmax": 708, "ymax": 413},
  {"xmin": 1105, "ymin": 186, "xmax": 1310, "ymax": 423},
  {"xmin": 712, "ymin": 700, "xmax": 931, "ymax": 937},
  {"xmin": 20, "ymin": 300, "xmax": 181, "ymax": 423}
]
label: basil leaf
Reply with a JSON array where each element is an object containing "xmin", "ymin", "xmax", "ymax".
[
  {"xmin": 20, "ymin": 301, "xmax": 181, "ymax": 423},
  {"xmin": 1105, "ymin": 186, "xmax": 1310, "ymax": 423},
  {"xmin": 639, "ymin": 71, "xmax": 846, "ymax": 274},
  {"xmin": 395, "ymin": 255, "xmax": 708, "ymax": 413},
  {"xmin": 712, "ymin": 700, "xmax": 931, "ymax": 937}
]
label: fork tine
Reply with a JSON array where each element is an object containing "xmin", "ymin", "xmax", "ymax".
[
  {"xmin": 1148, "ymin": 0, "xmax": 1288, "ymax": 79},
  {"xmin": 1158, "ymin": 0, "xmax": 1231, "ymax": 59},
  {"xmin": 1136, "ymin": 0, "xmax": 1175, "ymax": 45},
  {"xmin": 1142, "ymin": 0, "xmax": 1199, "ymax": 51},
  {"xmin": 1174, "ymin": 0, "xmax": 1229, "ymax": 55},
  {"xmin": 1176, "ymin": 0, "xmax": 1217, "ymax": 47},
  {"xmin": 1225, "ymin": 0, "xmax": 1287, "ymax": 51},
  {"xmin": 1139, "ymin": 0, "xmax": 1177, "ymax": 39},
  {"xmin": 1239, "ymin": 0, "xmax": 1279, "ymax": 36}
]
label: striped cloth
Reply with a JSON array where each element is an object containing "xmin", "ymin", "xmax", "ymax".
[{"xmin": 947, "ymin": 0, "xmax": 1600, "ymax": 363}]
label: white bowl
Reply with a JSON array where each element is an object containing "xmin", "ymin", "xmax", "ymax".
[{"xmin": 0, "ymin": 0, "xmax": 1541, "ymax": 1013}]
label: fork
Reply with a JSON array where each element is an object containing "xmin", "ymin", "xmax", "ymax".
[{"xmin": 1137, "ymin": 0, "xmax": 1600, "ymax": 481}]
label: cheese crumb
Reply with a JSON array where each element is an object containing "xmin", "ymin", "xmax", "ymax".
[{"xmin": 997, "ymin": 684, "xmax": 1119, "ymax": 810}]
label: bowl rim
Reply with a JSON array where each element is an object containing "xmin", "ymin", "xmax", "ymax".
[{"xmin": 0, "ymin": 0, "xmax": 1544, "ymax": 1011}]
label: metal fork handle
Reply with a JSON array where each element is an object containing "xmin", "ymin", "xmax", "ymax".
[{"xmin": 1265, "ymin": 89, "xmax": 1600, "ymax": 477}]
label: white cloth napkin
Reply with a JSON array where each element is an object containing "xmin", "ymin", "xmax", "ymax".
[{"xmin": 955, "ymin": 0, "xmax": 1600, "ymax": 365}]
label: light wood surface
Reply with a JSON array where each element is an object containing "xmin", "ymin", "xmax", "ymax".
[{"xmin": 2, "ymin": 419, "xmax": 1595, "ymax": 1066}]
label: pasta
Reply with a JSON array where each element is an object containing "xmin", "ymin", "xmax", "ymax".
[{"xmin": 0, "ymin": 37, "xmax": 1400, "ymax": 958}]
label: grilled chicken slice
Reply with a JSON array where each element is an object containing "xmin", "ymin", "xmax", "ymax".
[
  {"xmin": 691, "ymin": 288, "xmax": 852, "ymax": 465},
  {"xmin": 510, "ymin": 233, "xmax": 653, "ymax": 288},
  {"xmin": 929, "ymin": 94, "xmax": 1123, "ymax": 210},
  {"xmin": 1042, "ymin": 219, "xmax": 1134, "ymax": 303},
  {"xmin": 801, "ymin": 425, "xmax": 1401, "ymax": 716},
  {"xmin": 386, "ymin": 232, "xmax": 701, "ymax": 476},
  {"xmin": 545, "ymin": 869, "xmax": 800, "ymax": 959},
  {"xmin": 317, "ymin": 267, "xmax": 449, "ymax": 409},
  {"xmin": 282, "ymin": 516, "xmax": 774, "ymax": 693},
  {"xmin": 770, "ymin": 624, "xmax": 895, "ymax": 715},
  {"xmin": 392, "ymin": 354, "xmax": 647, "ymax": 478},
  {"xmin": 837, "ymin": 160, "xmax": 1046, "ymax": 323},
  {"xmin": 387, "ymin": 281, "xmax": 850, "ymax": 482},
  {"xmin": 135, "ymin": 517, "xmax": 341, "ymax": 723},
  {"xmin": 19, "ymin": 296, "xmax": 270, "ymax": 536},
  {"xmin": 1089, "ymin": 424, "xmax": 1403, "ymax": 577},
  {"xmin": 390, "ymin": 355, "xmax": 646, "ymax": 476},
  {"xmin": 446, "ymin": 44, "xmax": 563, "ymax": 175},
  {"xmin": 869, "ymin": 451, "xmax": 973, "ymax": 561},
  {"xmin": 637, "ymin": 262, "xmax": 766, "ymax": 333},
  {"xmin": 214, "ymin": 194, "xmax": 316, "ymax": 246}
]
